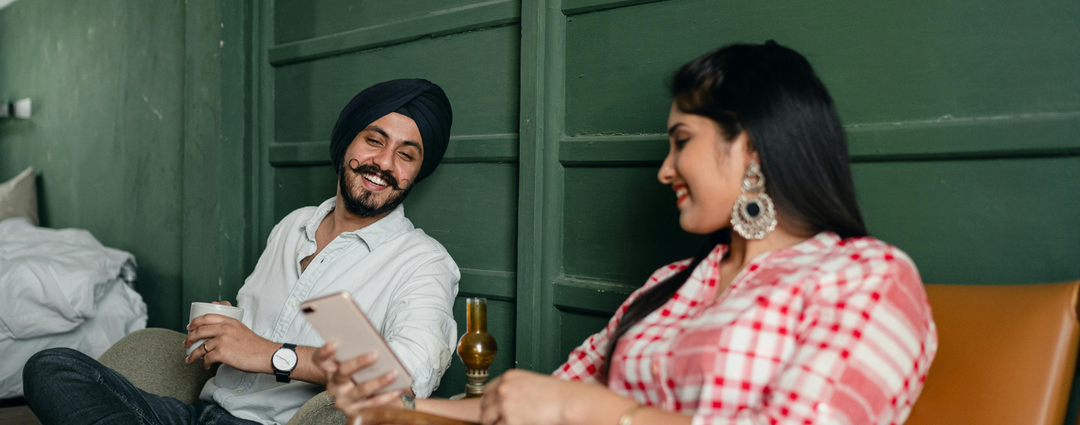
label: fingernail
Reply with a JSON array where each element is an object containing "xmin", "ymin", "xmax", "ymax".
[{"xmin": 386, "ymin": 370, "xmax": 397, "ymax": 380}]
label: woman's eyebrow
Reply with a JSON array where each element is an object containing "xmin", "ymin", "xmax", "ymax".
[{"xmin": 667, "ymin": 123, "xmax": 684, "ymax": 135}]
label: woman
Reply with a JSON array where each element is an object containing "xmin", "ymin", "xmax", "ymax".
[{"xmin": 315, "ymin": 41, "xmax": 937, "ymax": 425}]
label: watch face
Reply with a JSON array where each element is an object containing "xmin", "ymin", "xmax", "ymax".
[{"xmin": 273, "ymin": 347, "xmax": 298, "ymax": 371}]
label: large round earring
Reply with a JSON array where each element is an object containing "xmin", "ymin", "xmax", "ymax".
[{"xmin": 731, "ymin": 161, "xmax": 777, "ymax": 240}]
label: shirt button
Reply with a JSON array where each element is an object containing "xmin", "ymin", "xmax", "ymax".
[
  {"xmin": 651, "ymin": 363, "xmax": 660, "ymax": 376},
  {"xmin": 236, "ymin": 389, "xmax": 243, "ymax": 394},
  {"xmin": 290, "ymin": 300, "xmax": 298, "ymax": 307}
]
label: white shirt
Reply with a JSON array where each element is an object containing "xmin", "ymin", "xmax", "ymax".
[{"xmin": 200, "ymin": 198, "xmax": 460, "ymax": 425}]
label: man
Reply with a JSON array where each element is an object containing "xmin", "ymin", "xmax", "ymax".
[{"xmin": 23, "ymin": 79, "xmax": 459, "ymax": 425}]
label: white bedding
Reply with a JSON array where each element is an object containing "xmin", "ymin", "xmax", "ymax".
[
  {"xmin": 0, "ymin": 279, "xmax": 146, "ymax": 399},
  {"xmin": 0, "ymin": 217, "xmax": 147, "ymax": 399}
]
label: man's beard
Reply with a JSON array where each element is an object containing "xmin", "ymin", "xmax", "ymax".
[{"xmin": 339, "ymin": 162, "xmax": 412, "ymax": 218}]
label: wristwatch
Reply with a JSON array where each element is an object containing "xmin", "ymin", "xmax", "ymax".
[
  {"xmin": 401, "ymin": 393, "xmax": 415, "ymax": 410},
  {"xmin": 272, "ymin": 343, "xmax": 298, "ymax": 383}
]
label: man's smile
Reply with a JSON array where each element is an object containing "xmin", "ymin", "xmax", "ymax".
[{"xmin": 362, "ymin": 172, "xmax": 389, "ymax": 190}]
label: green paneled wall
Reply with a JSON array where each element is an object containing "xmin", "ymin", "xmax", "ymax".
[
  {"xmin": 262, "ymin": 0, "xmax": 521, "ymax": 397},
  {"xmin": 564, "ymin": 0, "xmax": 1080, "ymax": 135},
  {"xmin": 272, "ymin": 26, "xmax": 520, "ymax": 145},
  {"xmin": 263, "ymin": 0, "xmax": 1079, "ymax": 411},
  {"xmin": 563, "ymin": 167, "xmax": 699, "ymax": 283},
  {"xmin": 854, "ymin": 157, "xmax": 1080, "ymax": 284},
  {"xmin": 274, "ymin": 0, "xmax": 490, "ymax": 45}
]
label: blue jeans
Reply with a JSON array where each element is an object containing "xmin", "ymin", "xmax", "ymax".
[{"xmin": 22, "ymin": 348, "xmax": 259, "ymax": 425}]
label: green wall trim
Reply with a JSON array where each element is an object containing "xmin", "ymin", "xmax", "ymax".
[
  {"xmin": 562, "ymin": 0, "xmax": 664, "ymax": 15},
  {"xmin": 513, "ymin": 0, "xmax": 549, "ymax": 373},
  {"xmin": 560, "ymin": 113, "xmax": 1080, "ymax": 165},
  {"xmin": 268, "ymin": 0, "xmax": 521, "ymax": 66},
  {"xmin": 847, "ymin": 112, "xmax": 1080, "ymax": 161},
  {"xmin": 256, "ymin": 0, "xmax": 276, "ymax": 254},
  {"xmin": 267, "ymin": 134, "xmax": 519, "ymax": 167},
  {"xmin": 534, "ymin": 0, "xmax": 572, "ymax": 374},
  {"xmin": 552, "ymin": 276, "xmax": 634, "ymax": 315},
  {"xmin": 559, "ymin": 134, "xmax": 668, "ymax": 166},
  {"xmin": 181, "ymin": 0, "xmax": 256, "ymax": 323},
  {"xmin": 459, "ymin": 268, "xmax": 517, "ymax": 301},
  {"xmin": 181, "ymin": 0, "xmax": 226, "ymax": 321},
  {"xmin": 441, "ymin": 134, "xmax": 519, "ymax": 163}
]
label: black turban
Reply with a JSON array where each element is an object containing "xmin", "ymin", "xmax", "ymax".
[{"xmin": 329, "ymin": 78, "xmax": 453, "ymax": 184}]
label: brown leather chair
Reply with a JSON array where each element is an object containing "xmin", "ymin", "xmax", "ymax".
[{"xmin": 907, "ymin": 281, "xmax": 1080, "ymax": 425}]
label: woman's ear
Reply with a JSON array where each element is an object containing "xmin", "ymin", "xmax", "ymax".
[{"xmin": 731, "ymin": 130, "xmax": 759, "ymax": 167}]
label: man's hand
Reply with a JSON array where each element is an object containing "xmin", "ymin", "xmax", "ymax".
[
  {"xmin": 184, "ymin": 312, "xmax": 278, "ymax": 373},
  {"xmin": 314, "ymin": 342, "xmax": 407, "ymax": 416}
]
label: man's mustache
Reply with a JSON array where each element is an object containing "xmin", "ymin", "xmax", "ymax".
[{"xmin": 348, "ymin": 160, "xmax": 406, "ymax": 191}]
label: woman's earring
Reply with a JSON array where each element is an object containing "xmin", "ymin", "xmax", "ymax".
[{"xmin": 731, "ymin": 161, "xmax": 777, "ymax": 240}]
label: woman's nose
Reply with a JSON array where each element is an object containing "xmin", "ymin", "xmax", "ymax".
[{"xmin": 658, "ymin": 154, "xmax": 676, "ymax": 184}]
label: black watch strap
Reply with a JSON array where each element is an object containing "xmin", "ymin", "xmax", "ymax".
[{"xmin": 273, "ymin": 343, "xmax": 297, "ymax": 383}]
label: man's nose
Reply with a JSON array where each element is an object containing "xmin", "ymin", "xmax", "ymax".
[{"xmin": 372, "ymin": 147, "xmax": 395, "ymax": 171}]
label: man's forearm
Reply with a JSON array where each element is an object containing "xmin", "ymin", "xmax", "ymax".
[
  {"xmin": 240, "ymin": 342, "xmax": 326, "ymax": 385},
  {"xmin": 288, "ymin": 345, "xmax": 327, "ymax": 385}
]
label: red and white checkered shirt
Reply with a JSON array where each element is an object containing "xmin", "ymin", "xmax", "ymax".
[{"xmin": 553, "ymin": 232, "xmax": 937, "ymax": 425}]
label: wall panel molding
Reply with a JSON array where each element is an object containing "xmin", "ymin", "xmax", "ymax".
[
  {"xmin": 562, "ymin": 0, "xmax": 665, "ymax": 15},
  {"xmin": 846, "ymin": 112, "xmax": 1080, "ymax": 161},
  {"xmin": 268, "ymin": 0, "xmax": 520, "ymax": 66},
  {"xmin": 558, "ymin": 134, "xmax": 667, "ymax": 166},
  {"xmin": 460, "ymin": 268, "xmax": 517, "ymax": 301},
  {"xmin": 559, "ymin": 112, "xmax": 1080, "ymax": 166},
  {"xmin": 552, "ymin": 276, "xmax": 636, "ymax": 315},
  {"xmin": 268, "ymin": 133, "xmax": 519, "ymax": 167}
]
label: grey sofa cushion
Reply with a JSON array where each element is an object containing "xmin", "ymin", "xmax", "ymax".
[
  {"xmin": 97, "ymin": 328, "xmax": 344, "ymax": 424},
  {"xmin": 97, "ymin": 328, "xmax": 214, "ymax": 404}
]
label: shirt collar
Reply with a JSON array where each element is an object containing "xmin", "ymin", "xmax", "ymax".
[
  {"xmin": 797, "ymin": 231, "xmax": 841, "ymax": 253},
  {"xmin": 302, "ymin": 197, "xmax": 411, "ymax": 250}
]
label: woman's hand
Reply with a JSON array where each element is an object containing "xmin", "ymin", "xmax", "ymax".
[
  {"xmin": 314, "ymin": 342, "xmax": 405, "ymax": 416},
  {"xmin": 479, "ymin": 370, "xmax": 584, "ymax": 425}
]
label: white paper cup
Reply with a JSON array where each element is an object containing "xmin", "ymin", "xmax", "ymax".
[{"xmin": 187, "ymin": 302, "xmax": 244, "ymax": 356}]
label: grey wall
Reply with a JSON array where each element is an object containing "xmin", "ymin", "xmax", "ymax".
[
  {"xmin": 0, "ymin": 0, "xmax": 186, "ymax": 328},
  {"xmin": 0, "ymin": 0, "xmax": 254, "ymax": 330}
]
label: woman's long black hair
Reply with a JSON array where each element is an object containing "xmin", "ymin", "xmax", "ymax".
[{"xmin": 601, "ymin": 41, "xmax": 869, "ymax": 380}]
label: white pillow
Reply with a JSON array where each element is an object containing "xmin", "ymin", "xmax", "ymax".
[{"xmin": 0, "ymin": 166, "xmax": 39, "ymax": 225}]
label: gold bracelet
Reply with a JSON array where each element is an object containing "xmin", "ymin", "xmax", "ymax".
[{"xmin": 617, "ymin": 403, "xmax": 643, "ymax": 425}]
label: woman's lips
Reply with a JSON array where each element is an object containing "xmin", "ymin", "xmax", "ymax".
[{"xmin": 673, "ymin": 183, "xmax": 689, "ymax": 206}]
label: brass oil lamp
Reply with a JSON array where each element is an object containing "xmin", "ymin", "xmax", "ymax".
[{"xmin": 456, "ymin": 297, "xmax": 497, "ymax": 397}]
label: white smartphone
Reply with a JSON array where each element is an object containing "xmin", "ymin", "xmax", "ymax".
[{"xmin": 300, "ymin": 291, "xmax": 413, "ymax": 394}]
